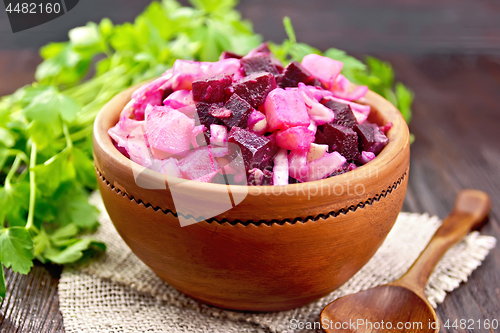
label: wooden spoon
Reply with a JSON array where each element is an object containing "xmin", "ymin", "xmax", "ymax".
[{"xmin": 320, "ymin": 189, "xmax": 491, "ymax": 333}]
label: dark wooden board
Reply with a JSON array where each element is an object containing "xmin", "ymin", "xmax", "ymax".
[
  {"xmin": 390, "ymin": 54, "xmax": 500, "ymax": 333},
  {"xmin": 2, "ymin": 0, "xmax": 500, "ymax": 54},
  {"xmin": 0, "ymin": 50, "xmax": 499, "ymax": 332},
  {"xmin": 0, "ymin": 263, "xmax": 64, "ymax": 332}
]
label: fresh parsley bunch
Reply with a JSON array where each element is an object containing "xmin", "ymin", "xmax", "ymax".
[
  {"xmin": 0, "ymin": 0, "xmax": 261, "ymax": 298},
  {"xmin": 0, "ymin": 0, "xmax": 413, "ymax": 298}
]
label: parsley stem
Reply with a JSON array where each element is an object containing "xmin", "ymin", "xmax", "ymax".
[
  {"xmin": 26, "ymin": 143, "xmax": 38, "ymax": 232},
  {"xmin": 63, "ymin": 65, "xmax": 126, "ymax": 100},
  {"xmin": 69, "ymin": 127, "xmax": 93, "ymax": 142},
  {"xmin": 62, "ymin": 122, "xmax": 73, "ymax": 149},
  {"xmin": 4, "ymin": 154, "xmax": 22, "ymax": 189}
]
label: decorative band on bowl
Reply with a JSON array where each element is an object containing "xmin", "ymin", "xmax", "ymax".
[{"xmin": 96, "ymin": 166, "xmax": 407, "ymax": 226}]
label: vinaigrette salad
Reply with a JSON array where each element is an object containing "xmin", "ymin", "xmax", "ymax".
[{"xmin": 108, "ymin": 44, "xmax": 389, "ymax": 186}]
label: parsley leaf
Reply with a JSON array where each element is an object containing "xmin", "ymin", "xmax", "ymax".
[
  {"xmin": 52, "ymin": 182, "xmax": 99, "ymax": 229},
  {"xmin": 24, "ymin": 86, "xmax": 80, "ymax": 123},
  {"xmin": 0, "ymin": 182, "xmax": 30, "ymax": 227},
  {"xmin": 44, "ymin": 238, "xmax": 104, "ymax": 265},
  {"xmin": 0, "ymin": 227, "xmax": 34, "ymax": 274}
]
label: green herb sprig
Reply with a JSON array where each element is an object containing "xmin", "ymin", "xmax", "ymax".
[
  {"xmin": 0, "ymin": 0, "xmax": 261, "ymax": 297},
  {"xmin": 0, "ymin": 2, "xmax": 413, "ymax": 297}
]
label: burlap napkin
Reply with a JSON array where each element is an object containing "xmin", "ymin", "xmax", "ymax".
[{"xmin": 58, "ymin": 192, "xmax": 496, "ymax": 333}]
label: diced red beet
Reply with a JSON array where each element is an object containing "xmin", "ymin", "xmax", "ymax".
[
  {"xmin": 221, "ymin": 94, "xmax": 253, "ymax": 129},
  {"xmin": 308, "ymin": 77, "xmax": 324, "ymax": 88},
  {"xmin": 265, "ymin": 88, "xmax": 310, "ymax": 131},
  {"xmin": 195, "ymin": 102, "xmax": 223, "ymax": 128},
  {"xmin": 228, "ymin": 127, "xmax": 279, "ymax": 170},
  {"xmin": 230, "ymin": 72, "xmax": 277, "ymax": 109},
  {"xmin": 178, "ymin": 146, "xmax": 219, "ymax": 180},
  {"xmin": 209, "ymin": 106, "xmax": 232, "ymax": 118},
  {"xmin": 241, "ymin": 53, "xmax": 282, "ymax": 76},
  {"xmin": 314, "ymin": 129, "xmax": 329, "ymax": 145},
  {"xmin": 276, "ymin": 126, "xmax": 315, "ymax": 152},
  {"xmin": 324, "ymin": 96, "xmax": 371, "ymax": 123},
  {"xmin": 354, "ymin": 123, "xmax": 389, "ymax": 154},
  {"xmin": 275, "ymin": 74, "xmax": 283, "ymax": 84},
  {"xmin": 321, "ymin": 99, "xmax": 357, "ymax": 128},
  {"xmin": 219, "ymin": 51, "xmax": 243, "ymax": 60},
  {"xmin": 247, "ymin": 42, "xmax": 272, "ymax": 55},
  {"xmin": 192, "ymin": 74, "xmax": 232, "ymax": 103},
  {"xmin": 323, "ymin": 123, "xmax": 360, "ymax": 161},
  {"xmin": 277, "ymin": 61, "xmax": 313, "ymax": 88}
]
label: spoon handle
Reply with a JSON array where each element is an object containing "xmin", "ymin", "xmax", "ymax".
[{"xmin": 393, "ymin": 189, "xmax": 491, "ymax": 295}]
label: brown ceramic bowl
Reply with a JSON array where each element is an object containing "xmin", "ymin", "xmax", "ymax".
[{"xmin": 93, "ymin": 84, "xmax": 410, "ymax": 312}]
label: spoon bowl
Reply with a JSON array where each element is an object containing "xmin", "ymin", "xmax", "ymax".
[
  {"xmin": 321, "ymin": 285, "xmax": 436, "ymax": 332},
  {"xmin": 320, "ymin": 189, "xmax": 491, "ymax": 333}
]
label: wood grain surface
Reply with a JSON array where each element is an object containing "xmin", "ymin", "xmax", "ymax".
[
  {"xmin": 2, "ymin": 0, "xmax": 500, "ymax": 54},
  {"xmin": 1, "ymin": 42, "xmax": 500, "ymax": 333}
]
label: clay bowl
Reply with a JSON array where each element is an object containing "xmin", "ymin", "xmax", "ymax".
[{"xmin": 93, "ymin": 84, "xmax": 410, "ymax": 312}]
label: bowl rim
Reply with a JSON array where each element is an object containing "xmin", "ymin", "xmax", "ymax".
[{"xmin": 94, "ymin": 82, "xmax": 409, "ymax": 196}]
